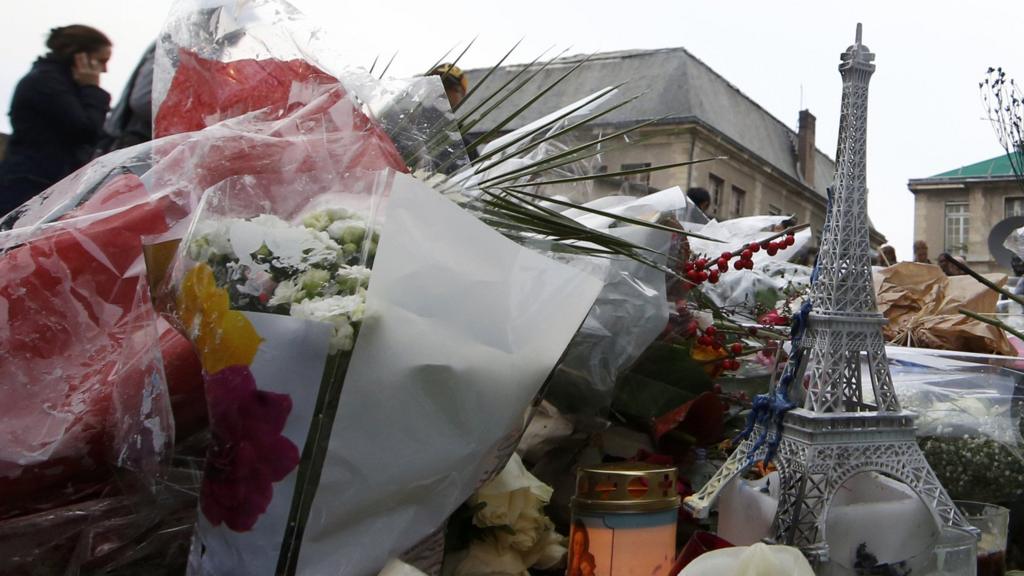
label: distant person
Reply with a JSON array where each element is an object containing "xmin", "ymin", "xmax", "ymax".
[
  {"xmin": 427, "ymin": 63, "xmax": 468, "ymax": 110},
  {"xmin": 0, "ymin": 25, "xmax": 112, "ymax": 215},
  {"xmin": 879, "ymin": 244, "xmax": 896, "ymax": 266},
  {"xmin": 686, "ymin": 187, "xmax": 712, "ymax": 216},
  {"xmin": 96, "ymin": 42, "xmax": 155, "ymax": 155},
  {"xmin": 912, "ymin": 240, "xmax": 931, "ymax": 264},
  {"xmin": 392, "ymin": 62, "xmax": 475, "ymax": 172}
]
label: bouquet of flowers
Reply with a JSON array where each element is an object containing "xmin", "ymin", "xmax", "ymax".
[
  {"xmin": 0, "ymin": 0, "xmax": 745, "ymax": 573},
  {"xmin": 164, "ymin": 162, "xmax": 605, "ymax": 576}
]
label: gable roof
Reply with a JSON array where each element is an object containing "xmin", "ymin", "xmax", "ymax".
[{"xmin": 462, "ymin": 47, "xmax": 835, "ymax": 199}]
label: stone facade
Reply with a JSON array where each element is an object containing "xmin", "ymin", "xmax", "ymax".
[
  {"xmin": 464, "ymin": 48, "xmax": 887, "ymax": 249},
  {"xmin": 909, "ymin": 155, "xmax": 1022, "ymax": 273},
  {"xmin": 591, "ymin": 123, "xmax": 828, "ymax": 241}
]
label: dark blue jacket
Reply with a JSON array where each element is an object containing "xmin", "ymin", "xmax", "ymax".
[{"xmin": 0, "ymin": 57, "xmax": 110, "ymax": 216}]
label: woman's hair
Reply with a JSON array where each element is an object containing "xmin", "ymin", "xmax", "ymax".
[{"xmin": 46, "ymin": 25, "xmax": 111, "ymax": 63}]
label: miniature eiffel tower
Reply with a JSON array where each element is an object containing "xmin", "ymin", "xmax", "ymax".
[{"xmin": 683, "ymin": 24, "xmax": 973, "ymax": 565}]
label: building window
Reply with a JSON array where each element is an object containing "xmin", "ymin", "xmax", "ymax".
[
  {"xmin": 768, "ymin": 204, "xmax": 782, "ymax": 216},
  {"xmin": 1006, "ymin": 197, "xmax": 1024, "ymax": 218},
  {"xmin": 621, "ymin": 162, "xmax": 651, "ymax": 189},
  {"xmin": 708, "ymin": 174, "xmax": 724, "ymax": 217},
  {"xmin": 731, "ymin": 186, "xmax": 746, "ymax": 218},
  {"xmin": 944, "ymin": 201, "xmax": 969, "ymax": 255}
]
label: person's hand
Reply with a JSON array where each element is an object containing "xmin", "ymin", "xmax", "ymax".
[{"xmin": 72, "ymin": 52, "xmax": 103, "ymax": 87}]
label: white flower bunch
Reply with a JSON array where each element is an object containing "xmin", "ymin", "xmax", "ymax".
[
  {"xmin": 290, "ymin": 294, "xmax": 366, "ymax": 353},
  {"xmin": 187, "ymin": 207, "xmax": 379, "ymax": 355},
  {"xmin": 455, "ymin": 454, "xmax": 566, "ymax": 576}
]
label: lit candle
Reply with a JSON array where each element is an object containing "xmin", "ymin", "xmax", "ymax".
[{"xmin": 567, "ymin": 463, "xmax": 679, "ymax": 576}]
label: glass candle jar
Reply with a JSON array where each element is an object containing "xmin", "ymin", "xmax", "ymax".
[
  {"xmin": 956, "ymin": 501, "xmax": 1010, "ymax": 576},
  {"xmin": 568, "ymin": 463, "xmax": 680, "ymax": 576}
]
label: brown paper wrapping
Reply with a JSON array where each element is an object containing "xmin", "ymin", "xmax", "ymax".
[{"xmin": 874, "ymin": 262, "xmax": 1015, "ymax": 356}]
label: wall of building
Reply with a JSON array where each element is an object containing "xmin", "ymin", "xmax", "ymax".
[
  {"xmin": 912, "ymin": 180, "xmax": 1022, "ymax": 273},
  {"xmin": 586, "ymin": 124, "xmax": 828, "ymax": 236}
]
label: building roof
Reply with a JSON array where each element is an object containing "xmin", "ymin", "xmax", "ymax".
[
  {"xmin": 463, "ymin": 47, "xmax": 835, "ymax": 199},
  {"xmin": 929, "ymin": 153, "xmax": 1016, "ymax": 180}
]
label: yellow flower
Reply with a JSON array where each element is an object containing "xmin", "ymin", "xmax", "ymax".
[
  {"xmin": 178, "ymin": 264, "xmax": 262, "ymax": 373},
  {"xmin": 691, "ymin": 343, "xmax": 728, "ymax": 378}
]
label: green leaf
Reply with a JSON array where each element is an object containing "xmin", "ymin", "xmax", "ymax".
[
  {"xmin": 612, "ymin": 372, "xmax": 696, "ymax": 423},
  {"xmin": 626, "ymin": 341, "xmax": 714, "ymax": 397}
]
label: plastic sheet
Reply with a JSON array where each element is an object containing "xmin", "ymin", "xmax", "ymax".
[
  {"xmin": 154, "ymin": 0, "xmax": 462, "ymax": 178},
  {"xmin": 453, "ymin": 87, "xmax": 618, "ymax": 202},
  {"xmin": 887, "ymin": 347, "xmax": 1024, "ymax": 504},
  {"xmin": 0, "ymin": 69, "xmax": 407, "ymax": 513},
  {"xmin": 0, "ymin": 14, "xmax": 417, "ymax": 575},
  {"xmin": 685, "ymin": 216, "xmax": 813, "ymax": 312},
  {"xmin": 543, "ymin": 193, "xmax": 675, "ymax": 420},
  {"xmin": 0, "ymin": 177, "xmax": 175, "ymax": 518}
]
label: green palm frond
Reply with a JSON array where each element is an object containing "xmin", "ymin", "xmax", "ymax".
[
  {"xmin": 453, "ymin": 38, "xmax": 523, "ymax": 114},
  {"xmin": 463, "ymin": 53, "xmax": 595, "ymax": 152},
  {"xmin": 409, "ymin": 43, "xmax": 727, "ymax": 270},
  {"xmin": 378, "ymin": 51, "xmax": 398, "ymax": 79}
]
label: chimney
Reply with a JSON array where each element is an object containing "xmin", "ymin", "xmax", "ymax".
[{"xmin": 797, "ymin": 109, "xmax": 816, "ymax": 185}]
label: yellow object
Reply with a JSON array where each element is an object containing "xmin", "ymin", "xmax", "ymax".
[{"xmin": 178, "ymin": 263, "xmax": 262, "ymax": 373}]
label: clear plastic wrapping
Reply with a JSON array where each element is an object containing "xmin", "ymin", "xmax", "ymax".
[{"xmin": 888, "ymin": 347, "xmax": 1024, "ymax": 503}]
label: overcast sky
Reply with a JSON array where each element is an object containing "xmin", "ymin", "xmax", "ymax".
[{"xmin": 3, "ymin": 0, "xmax": 1022, "ymax": 260}]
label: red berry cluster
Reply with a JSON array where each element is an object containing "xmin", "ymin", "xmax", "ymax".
[
  {"xmin": 695, "ymin": 325, "xmax": 744, "ymax": 372},
  {"xmin": 681, "ymin": 234, "xmax": 796, "ymax": 287}
]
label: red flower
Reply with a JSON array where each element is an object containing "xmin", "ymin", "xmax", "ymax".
[
  {"xmin": 652, "ymin": 391, "xmax": 726, "ymax": 445},
  {"xmin": 758, "ymin": 309, "xmax": 790, "ymax": 326},
  {"xmin": 201, "ymin": 365, "xmax": 300, "ymax": 532}
]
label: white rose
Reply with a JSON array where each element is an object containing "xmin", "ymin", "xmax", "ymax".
[
  {"xmin": 521, "ymin": 524, "xmax": 566, "ymax": 570},
  {"xmin": 454, "ymin": 536, "xmax": 530, "ymax": 576},
  {"xmin": 502, "ymin": 503, "xmax": 546, "ymax": 552},
  {"xmin": 470, "ymin": 454, "xmax": 552, "ymax": 529}
]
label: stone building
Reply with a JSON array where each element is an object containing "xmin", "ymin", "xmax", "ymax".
[
  {"xmin": 464, "ymin": 47, "xmax": 886, "ymax": 247},
  {"xmin": 909, "ymin": 153, "xmax": 1022, "ymax": 273}
]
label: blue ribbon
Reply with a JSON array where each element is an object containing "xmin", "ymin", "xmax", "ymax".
[{"xmin": 733, "ymin": 187, "xmax": 831, "ymax": 464}]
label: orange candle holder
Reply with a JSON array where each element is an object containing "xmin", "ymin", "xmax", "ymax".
[{"xmin": 568, "ymin": 463, "xmax": 680, "ymax": 576}]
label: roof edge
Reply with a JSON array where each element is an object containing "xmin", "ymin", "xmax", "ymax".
[{"xmin": 465, "ymin": 46, "xmax": 838, "ymax": 165}]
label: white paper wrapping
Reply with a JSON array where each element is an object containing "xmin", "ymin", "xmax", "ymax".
[
  {"xmin": 293, "ymin": 174, "xmax": 604, "ymax": 575},
  {"xmin": 189, "ymin": 312, "xmax": 332, "ymax": 576}
]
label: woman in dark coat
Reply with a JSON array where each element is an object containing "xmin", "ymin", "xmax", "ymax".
[{"xmin": 0, "ymin": 25, "xmax": 112, "ymax": 216}]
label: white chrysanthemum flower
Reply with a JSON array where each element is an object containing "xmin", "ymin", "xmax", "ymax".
[
  {"xmin": 335, "ymin": 265, "xmax": 372, "ymax": 293},
  {"xmin": 249, "ymin": 214, "xmax": 290, "ymax": 229},
  {"xmin": 303, "ymin": 208, "xmax": 356, "ymax": 232},
  {"xmin": 339, "ymin": 265, "xmax": 372, "ymax": 283},
  {"xmin": 297, "ymin": 268, "xmax": 333, "ymax": 298},
  {"xmin": 269, "ymin": 278, "xmax": 303, "ymax": 306},
  {"xmin": 188, "ymin": 219, "xmax": 235, "ymax": 262},
  {"xmin": 289, "ymin": 294, "xmax": 365, "ymax": 353},
  {"xmin": 327, "ymin": 219, "xmax": 367, "ymax": 245}
]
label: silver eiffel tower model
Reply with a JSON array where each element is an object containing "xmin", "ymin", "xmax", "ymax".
[{"xmin": 683, "ymin": 24, "xmax": 973, "ymax": 565}]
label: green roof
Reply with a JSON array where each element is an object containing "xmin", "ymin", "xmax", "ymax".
[{"xmin": 931, "ymin": 153, "xmax": 1016, "ymax": 179}]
